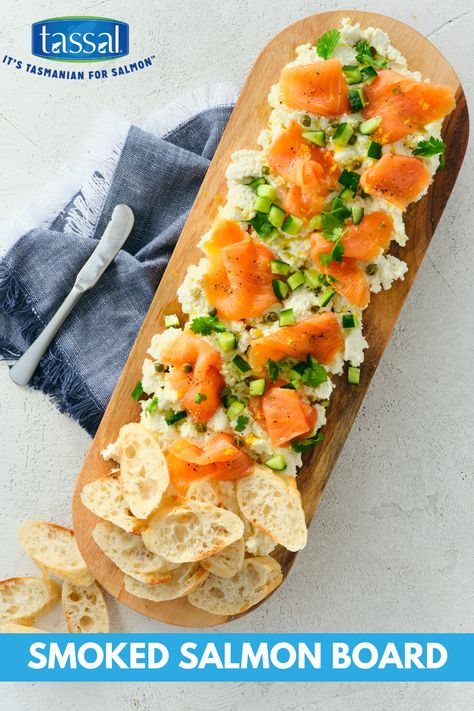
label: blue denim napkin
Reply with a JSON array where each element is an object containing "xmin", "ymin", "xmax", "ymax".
[{"xmin": 0, "ymin": 88, "xmax": 236, "ymax": 435}]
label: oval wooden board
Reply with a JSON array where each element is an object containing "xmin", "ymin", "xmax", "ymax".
[{"xmin": 72, "ymin": 10, "xmax": 468, "ymax": 628}]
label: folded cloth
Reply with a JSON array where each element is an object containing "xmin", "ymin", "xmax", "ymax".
[{"xmin": 0, "ymin": 85, "xmax": 237, "ymax": 435}]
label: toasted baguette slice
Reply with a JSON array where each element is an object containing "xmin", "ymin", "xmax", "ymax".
[
  {"xmin": 92, "ymin": 522, "xmax": 176, "ymax": 584},
  {"xmin": 142, "ymin": 500, "xmax": 244, "ymax": 563},
  {"xmin": 118, "ymin": 423, "xmax": 169, "ymax": 519},
  {"xmin": 201, "ymin": 538, "xmax": 245, "ymax": 578},
  {"xmin": 186, "ymin": 480, "xmax": 220, "ymax": 506},
  {"xmin": 18, "ymin": 521, "xmax": 94, "ymax": 585},
  {"xmin": 0, "ymin": 577, "xmax": 60, "ymax": 625},
  {"xmin": 1, "ymin": 623, "xmax": 48, "ymax": 633},
  {"xmin": 124, "ymin": 564, "xmax": 208, "ymax": 602},
  {"xmin": 81, "ymin": 476, "xmax": 144, "ymax": 534},
  {"xmin": 188, "ymin": 556, "xmax": 283, "ymax": 615},
  {"xmin": 62, "ymin": 581, "xmax": 109, "ymax": 633},
  {"xmin": 236, "ymin": 467, "xmax": 307, "ymax": 551},
  {"xmin": 218, "ymin": 480, "xmax": 275, "ymax": 554}
]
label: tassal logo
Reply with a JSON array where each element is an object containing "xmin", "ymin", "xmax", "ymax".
[{"xmin": 31, "ymin": 16, "xmax": 129, "ymax": 62}]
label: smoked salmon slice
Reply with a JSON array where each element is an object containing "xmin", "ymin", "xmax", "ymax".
[
  {"xmin": 250, "ymin": 313, "xmax": 344, "ymax": 371},
  {"xmin": 310, "ymin": 211, "xmax": 393, "ymax": 262},
  {"xmin": 161, "ymin": 331, "xmax": 225, "ymax": 423},
  {"xmin": 203, "ymin": 219, "xmax": 277, "ymax": 320},
  {"xmin": 280, "ymin": 58, "xmax": 350, "ymax": 117},
  {"xmin": 166, "ymin": 433, "xmax": 254, "ymax": 487},
  {"xmin": 363, "ymin": 69, "xmax": 455, "ymax": 144},
  {"xmin": 250, "ymin": 387, "xmax": 317, "ymax": 447},
  {"xmin": 268, "ymin": 121, "xmax": 340, "ymax": 218},
  {"xmin": 361, "ymin": 153, "xmax": 431, "ymax": 211},
  {"xmin": 317, "ymin": 258, "xmax": 370, "ymax": 309}
]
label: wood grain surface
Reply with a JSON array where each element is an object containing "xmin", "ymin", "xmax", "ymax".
[{"xmin": 72, "ymin": 10, "xmax": 469, "ymax": 628}]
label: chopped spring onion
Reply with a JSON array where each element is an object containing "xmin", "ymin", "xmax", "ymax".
[
  {"xmin": 165, "ymin": 410, "xmax": 187, "ymax": 425},
  {"xmin": 131, "ymin": 380, "xmax": 143, "ymax": 401}
]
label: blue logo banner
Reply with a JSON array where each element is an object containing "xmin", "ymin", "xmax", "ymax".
[
  {"xmin": 0, "ymin": 634, "xmax": 473, "ymax": 682},
  {"xmin": 32, "ymin": 17, "xmax": 129, "ymax": 62}
]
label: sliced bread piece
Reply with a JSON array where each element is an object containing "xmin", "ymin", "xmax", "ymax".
[
  {"xmin": 142, "ymin": 500, "xmax": 244, "ymax": 563},
  {"xmin": 81, "ymin": 476, "xmax": 144, "ymax": 534},
  {"xmin": 18, "ymin": 521, "xmax": 94, "ymax": 585},
  {"xmin": 0, "ymin": 577, "xmax": 60, "ymax": 625},
  {"xmin": 186, "ymin": 480, "xmax": 220, "ymax": 506},
  {"xmin": 124, "ymin": 564, "xmax": 208, "ymax": 602},
  {"xmin": 244, "ymin": 526, "xmax": 277, "ymax": 556},
  {"xmin": 188, "ymin": 556, "xmax": 283, "ymax": 615},
  {"xmin": 0, "ymin": 623, "xmax": 48, "ymax": 633},
  {"xmin": 62, "ymin": 581, "xmax": 109, "ymax": 633},
  {"xmin": 236, "ymin": 467, "xmax": 307, "ymax": 551},
  {"xmin": 92, "ymin": 522, "xmax": 176, "ymax": 584},
  {"xmin": 201, "ymin": 538, "xmax": 245, "ymax": 578},
  {"xmin": 118, "ymin": 423, "xmax": 169, "ymax": 519}
]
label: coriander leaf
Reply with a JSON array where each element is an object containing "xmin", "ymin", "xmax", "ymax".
[
  {"xmin": 145, "ymin": 395, "xmax": 159, "ymax": 415},
  {"xmin": 131, "ymin": 380, "xmax": 143, "ymax": 401},
  {"xmin": 316, "ymin": 29, "xmax": 340, "ymax": 60},
  {"xmin": 355, "ymin": 39, "xmax": 387, "ymax": 69},
  {"xmin": 301, "ymin": 361, "xmax": 328, "ymax": 388},
  {"xmin": 247, "ymin": 213, "xmax": 274, "ymax": 239},
  {"xmin": 413, "ymin": 136, "xmax": 446, "ymax": 170},
  {"xmin": 324, "ymin": 226, "xmax": 347, "ymax": 243},
  {"xmin": 267, "ymin": 358, "xmax": 280, "ymax": 383},
  {"xmin": 190, "ymin": 315, "xmax": 226, "ymax": 336},
  {"xmin": 318, "ymin": 237, "xmax": 344, "ymax": 267},
  {"xmin": 292, "ymin": 432, "xmax": 324, "ymax": 453},
  {"xmin": 234, "ymin": 415, "xmax": 249, "ymax": 433}
]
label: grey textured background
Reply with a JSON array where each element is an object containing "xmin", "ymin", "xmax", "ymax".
[{"xmin": 0, "ymin": 0, "xmax": 473, "ymax": 708}]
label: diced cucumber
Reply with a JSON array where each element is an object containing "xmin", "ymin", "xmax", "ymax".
[
  {"xmin": 272, "ymin": 279, "xmax": 290, "ymax": 300},
  {"xmin": 279, "ymin": 308, "xmax": 295, "ymax": 327},
  {"xmin": 265, "ymin": 454, "xmax": 287, "ymax": 471},
  {"xmin": 367, "ymin": 141, "xmax": 382, "ymax": 159},
  {"xmin": 248, "ymin": 177, "xmax": 266, "ymax": 189},
  {"xmin": 307, "ymin": 214, "xmax": 323, "ymax": 231},
  {"xmin": 256, "ymin": 183, "xmax": 277, "ymax": 200},
  {"xmin": 332, "ymin": 122, "xmax": 354, "ymax": 146},
  {"xmin": 232, "ymin": 354, "xmax": 252, "ymax": 373},
  {"xmin": 302, "ymin": 129, "xmax": 326, "ymax": 146},
  {"xmin": 249, "ymin": 379, "xmax": 266, "ymax": 396},
  {"xmin": 271, "ymin": 260, "xmax": 291, "ymax": 276},
  {"xmin": 359, "ymin": 116, "xmax": 381, "ymax": 135},
  {"xmin": 304, "ymin": 268, "xmax": 322, "ymax": 289},
  {"xmin": 360, "ymin": 66, "xmax": 378, "ymax": 83},
  {"xmin": 347, "ymin": 366, "xmax": 360, "ymax": 385},
  {"xmin": 165, "ymin": 410, "xmax": 187, "ymax": 426},
  {"xmin": 338, "ymin": 169, "xmax": 360, "ymax": 192},
  {"xmin": 222, "ymin": 392, "xmax": 237, "ymax": 409},
  {"xmin": 268, "ymin": 204, "xmax": 286, "ymax": 229},
  {"xmin": 342, "ymin": 65, "xmax": 362, "ymax": 84},
  {"xmin": 342, "ymin": 313, "xmax": 357, "ymax": 329},
  {"xmin": 282, "ymin": 214, "xmax": 304, "ymax": 235},
  {"xmin": 352, "ymin": 206, "xmax": 364, "ymax": 225},
  {"xmin": 289, "ymin": 368, "xmax": 302, "ymax": 382},
  {"xmin": 339, "ymin": 187, "xmax": 354, "ymax": 202},
  {"xmin": 216, "ymin": 331, "xmax": 237, "ymax": 352},
  {"xmin": 164, "ymin": 313, "xmax": 180, "ymax": 329},
  {"xmin": 227, "ymin": 400, "xmax": 246, "ymax": 420},
  {"xmin": 348, "ymin": 87, "xmax": 366, "ymax": 112},
  {"xmin": 319, "ymin": 287, "xmax": 336, "ymax": 307},
  {"xmin": 254, "ymin": 196, "xmax": 272, "ymax": 214},
  {"xmin": 287, "ymin": 271, "xmax": 304, "ymax": 291}
]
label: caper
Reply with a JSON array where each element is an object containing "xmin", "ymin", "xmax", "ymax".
[
  {"xmin": 234, "ymin": 435, "xmax": 245, "ymax": 447},
  {"xmin": 182, "ymin": 363, "xmax": 193, "ymax": 373},
  {"xmin": 208, "ymin": 307, "xmax": 217, "ymax": 317},
  {"xmin": 352, "ymin": 160, "xmax": 362, "ymax": 169},
  {"xmin": 366, "ymin": 263, "xmax": 378, "ymax": 276},
  {"xmin": 195, "ymin": 422, "xmax": 207, "ymax": 433},
  {"xmin": 310, "ymin": 304, "xmax": 320, "ymax": 313},
  {"xmin": 154, "ymin": 362, "xmax": 164, "ymax": 373},
  {"xmin": 348, "ymin": 134, "xmax": 358, "ymax": 146},
  {"xmin": 301, "ymin": 114, "xmax": 311, "ymax": 127},
  {"xmin": 263, "ymin": 311, "xmax": 279, "ymax": 323},
  {"xmin": 262, "ymin": 165, "xmax": 270, "ymax": 175}
]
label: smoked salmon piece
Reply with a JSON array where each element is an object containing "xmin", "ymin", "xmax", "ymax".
[
  {"xmin": 161, "ymin": 332, "xmax": 225, "ymax": 423},
  {"xmin": 363, "ymin": 69, "xmax": 455, "ymax": 144},
  {"xmin": 250, "ymin": 313, "xmax": 344, "ymax": 371},
  {"xmin": 361, "ymin": 153, "xmax": 431, "ymax": 211},
  {"xmin": 250, "ymin": 387, "xmax": 317, "ymax": 447},
  {"xmin": 203, "ymin": 219, "xmax": 277, "ymax": 320},
  {"xmin": 318, "ymin": 258, "xmax": 370, "ymax": 309},
  {"xmin": 166, "ymin": 434, "xmax": 254, "ymax": 487},
  {"xmin": 268, "ymin": 121, "xmax": 340, "ymax": 218},
  {"xmin": 280, "ymin": 58, "xmax": 350, "ymax": 117},
  {"xmin": 311, "ymin": 211, "xmax": 393, "ymax": 262}
]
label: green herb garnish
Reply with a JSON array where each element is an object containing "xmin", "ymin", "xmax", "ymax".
[
  {"xmin": 292, "ymin": 432, "xmax": 324, "ymax": 453},
  {"xmin": 195, "ymin": 392, "xmax": 207, "ymax": 404},
  {"xmin": 164, "ymin": 410, "xmax": 187, "ymax": 426},
  {"xmin": 267, "ymin": 358, "xmax": 280, "ymax": 383},
  {"xmin": 316, "ymin": 29, "xmax": 340, "ymax": 59},
  {"xmin": 319, "ymin": 238, "xmax": 344, "ymax": 267},
  {"xmin": 234, "ymin": 415, "xmax": 249, "ymax": 433},
  {"xmin": 145, "ymin": 396, "xmax": 159, "ymax": 415},
  {"xmin": 413, "ymin": 136, "xmax": 446, "ymax": 170},
  {"xmin": 190, "ymin": 315, "xmax": 226, "ymax": 336},
  {"xmin": 131, "ymin": 380, "xmax": 143, "ymax": 401},
  {"xmin": 355, "ymin": 39, "xmax": 387, "ymax": 69},
  {"xmin": 300, "ymin": 357, "xmax": 328, "ymax": 388},
  {"xmin": 247, "ymin": 213, "xmax": 275, "ymax": 239}
]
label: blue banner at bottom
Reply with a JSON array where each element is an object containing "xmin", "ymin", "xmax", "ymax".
[{"xmin": 0, "ymin": 634, "xmax": 472, "ymax": 682}]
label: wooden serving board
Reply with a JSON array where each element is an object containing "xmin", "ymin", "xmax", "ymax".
[{"xmin": 72, "ymin": 10, "xmax": 468, "ymax": 628}]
